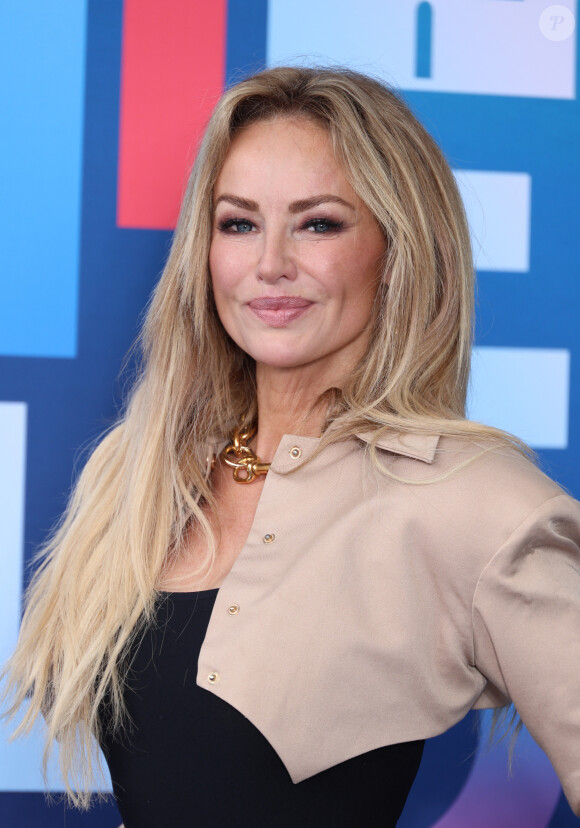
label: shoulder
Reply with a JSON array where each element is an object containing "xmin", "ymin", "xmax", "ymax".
[
  {"xmin": 366, "ymin": 430, "xmax": 578, "ymax": 569},
  {"xmin": 432, "ymin": 435, "xmax": 563, "ymax": 503},
  {"xmin": 366, "ymin": 430, "xmax": 564, "ymax": 506},
  {"xmin": 434, "ymin": 437, "xmax": 575, "ymax": 543}
]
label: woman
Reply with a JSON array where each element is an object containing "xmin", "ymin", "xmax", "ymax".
[{"xmin": 4, "ymin": 67, "xmax": 580, "ymax": 825}]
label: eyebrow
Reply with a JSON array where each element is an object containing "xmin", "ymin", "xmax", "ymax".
[
  {"xmin": 214, "ymin": 193, "xmax": 356, "ymax": 213},
  {"xmin": 214, "ymin": 194, "xmax": 259, "ymax": 211}
]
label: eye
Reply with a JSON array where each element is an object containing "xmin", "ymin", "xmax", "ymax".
[
  {"xmin": 303, "ymin": 218, "xmax": 344, "ymax": 234},
  {"xmin": 218, "ymin": 218, "xmax": 255, "ymax": 234}
]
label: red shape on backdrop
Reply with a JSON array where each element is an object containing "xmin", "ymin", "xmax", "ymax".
[{"xmin": 117, "ymin": 0, "xmax": 227, "ymax": 229}]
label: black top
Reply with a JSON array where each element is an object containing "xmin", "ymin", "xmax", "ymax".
[{"xmin": 100, "ymin": 590, "xmax": 424, "ymax": 827}]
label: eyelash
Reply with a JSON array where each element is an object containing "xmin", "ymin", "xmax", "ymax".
[
  {"xmin": 217, "ymin": 217, "xmax": 345, "ymax": 234},
  {"xmin": 217, "ymin": 218, "xmax": 255, "ymax": 233},
  {"xmin": 302, "ymin": 218, "xmax": 344, "ymax": 234}
]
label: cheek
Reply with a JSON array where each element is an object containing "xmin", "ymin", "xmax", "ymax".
[
  {"xmin": 210, "ymin": 240, "xmax": 254, "ymax": 296},
  {"xmin": 209, "ymin": 244, "xmax": 236, "ymax": 305},
  {"xmin": 209, "ymin": 248, "xmax": 233, "ymax": 333},
  {"xmin": 340, "ymin": 254, "xmax": 382, "ymax": 324},
  {"xmin": 209, "ymin": 241, "xmax": 225, "ymax": 285},
  {"xmin": 355, "ymin": 232, "xmax": 384, "ymax": 287},
  {"xmin": 338, "ymin": 246, "xmax": 381, "ymax": 296}
]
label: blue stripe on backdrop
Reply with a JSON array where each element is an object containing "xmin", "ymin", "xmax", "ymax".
[
  {"xmin": 225, "ymin": 0, "xmax": 268, "ymax": 86},
  {"xmin": 0, "ymin": 0, "xmax": 87, "ymax": 358},
  {"xmin": 416, "ymin": 2, "xmax": 433, "ymax": 78}
]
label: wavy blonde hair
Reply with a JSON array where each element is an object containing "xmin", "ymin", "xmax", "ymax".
[{"xmin": 4, "ymin": 66, "xmax": 523, "ymax": 806}]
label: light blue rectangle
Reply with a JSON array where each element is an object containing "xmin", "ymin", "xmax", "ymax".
[
  {"xmin": 0, "ymin": 0, "xmax": 87, "ymax": 357},
  {"xmin": 454, "ymin": 171, "xmax": 531, "ymax": 272},
  {"xmin": 267, "ymin": 0, "xmax": 576, "ymax": 99},
  {"xmin": 468, "ymin": 347, "xmax": 570, "ymax": 448}
]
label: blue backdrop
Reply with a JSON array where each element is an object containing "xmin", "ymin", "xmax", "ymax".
[{"xmin": 0, "ymin": 1, "xmax": 578, "ymax": 825}]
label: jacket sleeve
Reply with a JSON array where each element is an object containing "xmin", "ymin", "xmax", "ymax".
[{"xmin": 472, "ymin": 493, "xmax": 580, "ymax": 816}]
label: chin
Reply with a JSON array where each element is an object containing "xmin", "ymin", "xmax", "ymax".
[
  {"xmin": 255, "ymin": 355, "xmax": 312, "ymax": 370},
  {"xmin": 249, "ymin": 346, "xmax": 319, "ymax": 371}
]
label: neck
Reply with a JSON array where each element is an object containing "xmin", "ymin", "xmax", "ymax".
[{"xmin": 253, "ymin": 363, "xmax": 343, "ymax": 461}]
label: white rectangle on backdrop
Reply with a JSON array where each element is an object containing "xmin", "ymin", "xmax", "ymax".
[
  {"xmin": 267, "ymin": 0, "xmax": 576, "ymax": 99},
  {"xmin": 0, "ymin": 402, "xmax": 64, "ymax": 791},
  {"xmin": 0, "ymin": 403, "xmax": 110, "ymax": 792},
  {"xmin": 454, "ymin": 171, "xmax": 531, "ymax": 273},
  {"xmin": 469, "ymin": 347, "xmax": 570, "ymax": 448},
  {"xmin": 0, "ymin": 401, "xmax": 53, "ymax": 791},
  {"xmin": 0, "ymin": 402, "xmax": 27, "ymax": 662}
]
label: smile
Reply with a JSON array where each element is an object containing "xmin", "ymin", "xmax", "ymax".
[{"xmin": 248, "ymin": 297, "xmax": 313, "ymax": 327}]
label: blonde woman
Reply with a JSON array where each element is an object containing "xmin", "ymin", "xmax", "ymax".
[{"xmin": 5, "ymin": 67, "xmax": 580, "ymax": 826}]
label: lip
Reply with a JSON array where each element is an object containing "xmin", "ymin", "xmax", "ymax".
[{"xmin": 247, "ymin": 296, "xmax": 313, "ymax": 327}]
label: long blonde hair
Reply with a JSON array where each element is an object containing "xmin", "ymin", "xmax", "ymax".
[{"xmin": 4, "ymin": 66, "xmax": 522, "ymax": 806}]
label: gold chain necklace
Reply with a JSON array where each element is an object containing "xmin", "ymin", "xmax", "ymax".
[{"xmin": 220, "ymin": 423, "xmax": 270, "ymax": 483}]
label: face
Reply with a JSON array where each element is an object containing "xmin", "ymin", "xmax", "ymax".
[{"xmin": 209, "ymin": 117, "xmax": 385, "ymax": 384}]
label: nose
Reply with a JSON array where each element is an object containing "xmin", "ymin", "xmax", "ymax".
[{"xmin": 256, "ymin": 228, "xmax": 297, "ymax": 283}]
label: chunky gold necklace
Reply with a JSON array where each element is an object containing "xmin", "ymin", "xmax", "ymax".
[{"xmin": 220, "ymin": 423, "xmax": 270, "ymax": 483}]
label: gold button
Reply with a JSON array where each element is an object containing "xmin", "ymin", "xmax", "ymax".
[
  {"xmin": 228, "ymin": 604, "xmax": 240, "ymax": 615},
  {"xmin": 289, "ymin": 446, "xmax": 302, "ymax": 459},
  {"xmin": 208, "ymin": 671, "xmax": 220, "ymax": 684},
  {"xmin": 263, "ymin": 533, "xmax": 275, "ymax": 543}
]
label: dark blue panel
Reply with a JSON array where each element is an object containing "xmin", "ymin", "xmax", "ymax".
[
  {"xmin": 225, "ymin": 0, "xmax": 268, "ymax": 86},
  {"xmin": 548, "ymin": 792, "xmax": 580, "ymax": 827},
  {"xmin": 398, "ymin": 713, "xmax": 478, "ymax": 827},
  {"xmin": 0, "ymin": 793, "xmax": 120, "ymax": 827}
]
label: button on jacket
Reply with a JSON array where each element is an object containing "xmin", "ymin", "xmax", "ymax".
[{"xmin": 196, "ymin": 430, "xmax": 580, "ymax": 814}]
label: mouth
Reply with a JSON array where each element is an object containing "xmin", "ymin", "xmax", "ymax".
[{"xmin": 247, "ymin": 296, "xmax": 313, "ymax": 327}]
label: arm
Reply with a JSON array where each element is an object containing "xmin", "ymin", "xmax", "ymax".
[{"xmin": 472, "ymin": 493, "xmax": 580, "ymax": 816}]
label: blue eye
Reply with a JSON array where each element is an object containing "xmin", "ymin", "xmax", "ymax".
[
  {"xmin": 218, "ymin": 218, "xmax": 254, "ymax": 233},
  {"xmin": 304, "ymin": 218, "xmax": 343, "ymax": 234}
]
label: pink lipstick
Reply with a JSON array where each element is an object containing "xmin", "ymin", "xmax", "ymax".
[{"xmin": 248, "ymin": 296, "xmax": 313, "ymax": 327}]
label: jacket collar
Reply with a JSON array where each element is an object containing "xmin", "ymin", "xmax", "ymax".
[
  {"xmin": 355, "ymin": 430, "xmax": 440, "ymax": 464},
  {"xmin": 209, "ymin": 429, "xmax": 440, "ymax": 467}
]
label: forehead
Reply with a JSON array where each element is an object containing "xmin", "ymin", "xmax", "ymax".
[
  {"xmin": 230, "ymin": 115, "xmax": 330, "ymax": 152},
  {"xmin": 215, "ymin": 117, "xmax": 354, "ymax": 197}
]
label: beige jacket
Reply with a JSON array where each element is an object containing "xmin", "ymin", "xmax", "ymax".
[{"xmin": 196, "ymin": 431, "xmax": 580, "ymax": 814}]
